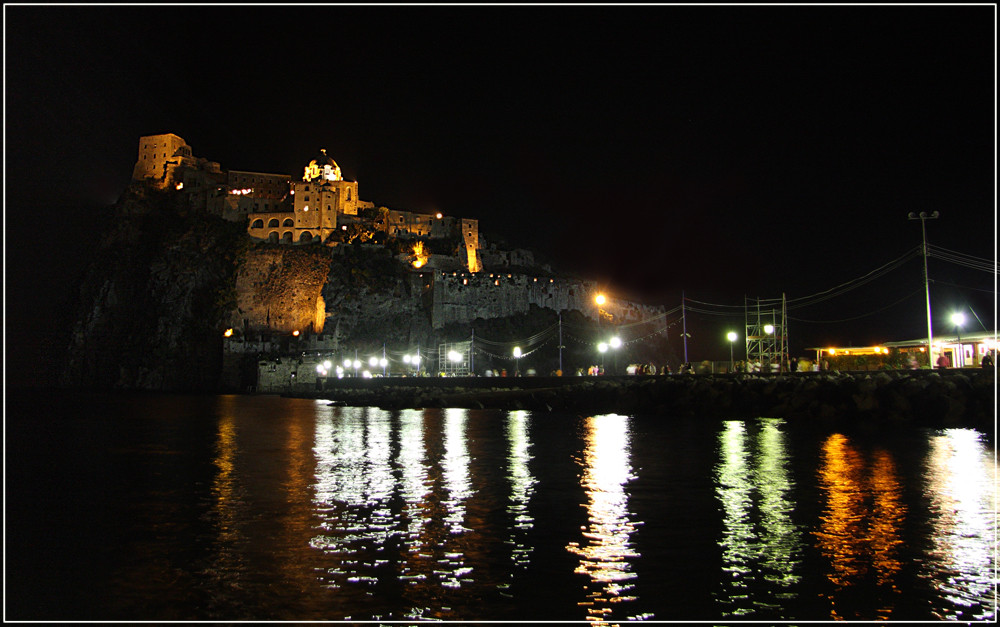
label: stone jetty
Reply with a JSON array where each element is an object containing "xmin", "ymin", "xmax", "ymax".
[{"xmin": 290, "ymin": 369, "xmax": 995, "ymax": 429}]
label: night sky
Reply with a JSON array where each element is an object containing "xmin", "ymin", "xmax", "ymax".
[{"xmin": 4, "ymin": 5, "xmax": 996, "ymax": 370}]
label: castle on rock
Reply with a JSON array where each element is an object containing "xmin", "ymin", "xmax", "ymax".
[{"xmin": 132, "ymin": 133, "xmax": 481, "ymax": 272}]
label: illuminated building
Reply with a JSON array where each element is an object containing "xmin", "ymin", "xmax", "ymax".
[{"xmin": 131, "ymin": 134, "xmax": 482, "ymax": 270}]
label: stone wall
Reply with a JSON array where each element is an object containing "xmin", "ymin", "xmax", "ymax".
[
  {"xmin": 428, "ymin": 272, "xmax": 663, "ymax": 329},
  {"xmin": 229, "ymin": 247, "xmax": 331, "ymax": 334}
]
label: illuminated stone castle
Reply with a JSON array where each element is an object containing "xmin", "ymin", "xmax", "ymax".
[{"xmin": 131, "ymin": 133, "xmax": 481, "ymax": 272}]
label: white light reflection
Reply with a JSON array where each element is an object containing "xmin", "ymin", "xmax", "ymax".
[
  {"xmin": 398, "ymin": 409, "xmax": 430, "ymax": 554},
  {"xmin": 442, "ymin": 408, "xmax": 473, "ymax": 535},
  {"xmin": 566, "ymin": 414, "xmax": 642, "ymax": 622},
  {"xmin": 923, "ymin": 428, "xmax": 997, "ymax": 621},
  {"xmin": 506, "ymin": 410, "xmax": 537, "ymax": 568},
  {"xmin": 754, "ymin": 420, "xmax": 803, "ymax": 591},
  {"xmin": 714, "ymin": 419, "xmax": 803, "ymax": 617},
  {"xmin": 716, "ymin": 421, "xmax": 756, "ymax": 614},
  {"xmin": 310, "ymin": 407, "xmax": 396, "ymax": 589},
  {"xmin": 437, "ymin": 408, "xmax": 475, "ymax": 590}
]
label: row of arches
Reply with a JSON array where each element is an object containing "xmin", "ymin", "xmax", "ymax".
[
  {"xmin": 264, "ymin": 231, "xmax": 315, "ymax": 244},
  {"xmin": 251, "ymin": 217, "xmax": 295, "ymax": 229}
]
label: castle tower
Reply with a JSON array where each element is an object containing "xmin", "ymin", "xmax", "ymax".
[
  {"xmin": 132, "ymin": 133, "xmax": 191, "ymax": 186},
  {"xmin": 291, "ymin": 149, "xmax": 364, "ymax": 243}
]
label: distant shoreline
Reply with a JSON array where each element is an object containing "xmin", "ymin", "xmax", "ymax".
[{"xmin": 288, "ymin": 369, "xmax": 996, "ymax": 429}]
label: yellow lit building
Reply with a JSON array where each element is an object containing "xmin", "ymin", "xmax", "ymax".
[
  {"xmin": 131, "ymin": 134, "xmax": 481, "ymax": 270},
  {"xmin": 809, "ymin": 331, "xmax": 997, "ymax": 369},
  {"xmin": 131, "ymin": 133, "xmax": 222, "ymax": 189}
]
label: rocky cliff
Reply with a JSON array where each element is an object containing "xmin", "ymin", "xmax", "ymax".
[
  {"xmin": 59, "ymin": 185, "xmax": 620, "ymax": 391},
  {"xmin": 60, "ymin": 186, "xmax": 447, "ymax": 391},
  {"xmin": 61, "ymin": 185, "xmax": 248, "ymax": 390}
]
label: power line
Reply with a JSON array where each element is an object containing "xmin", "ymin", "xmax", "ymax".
[{"xmin": 788, "ymin": 288, "xmax": 925, "ymax": 324}]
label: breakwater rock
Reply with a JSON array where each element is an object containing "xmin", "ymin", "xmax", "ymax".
[{"xmin": 294, "ymin": 369, "xmax": 995, "ymax": 429}]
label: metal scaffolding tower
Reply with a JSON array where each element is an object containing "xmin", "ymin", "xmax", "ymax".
[
  {"xmin": 744, "ymin": 294, "xmax": 789, "ymax": 371},
  {"xmin": 438, "ymin": 341, "xmax": 471, "ymax": 377}
]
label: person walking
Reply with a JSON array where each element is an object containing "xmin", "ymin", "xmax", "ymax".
[{"xmin": 936, "ymin": 353, "xmax": 951, "ymax": 369}]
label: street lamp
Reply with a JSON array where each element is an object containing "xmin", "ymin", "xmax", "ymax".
[
  {"xmin": 609, "ymin": 336, "xmax": 621, "ymax": 374},
  {"xmin": 909, "ymin": 211, "xmax": 940, "ymax": 367},
  {"xmin": 727, "ymin": 331, "xmax": 738, "ymax": 372},
  {"xmin": 513, "ymin": 346, "xmax": 522, "ymax": 376},
  {"xmin": 952, "ymin": 312, "xmax": 966, "ymax": 365}
]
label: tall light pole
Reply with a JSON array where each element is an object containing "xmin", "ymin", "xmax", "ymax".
[
  {"xmin": 908, "ymin": 211, "xmax": 939, "ymax": 366},
  {"xmin": 513, "ymin": 346, "xmax": 522, "ymax": 377},
  {"xmin": 609, "ymin": 336, "xmax": 622, "ymax": 375},
  {"xmin": 727, "ymin": 331, "xmax": 738, "ymax": 372},
  {"xmin": 952, "ymin": 311, "xmax": 965, "ymax": 366}
]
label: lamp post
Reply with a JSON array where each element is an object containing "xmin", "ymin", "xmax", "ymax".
[
  {"xmin": 727, "ymin": 331, "xmax": 738, "ymax": 372},
  {"xmin": 609, "ymin": 336, "xmax": 621, "ymax": 375},
  {"xmin": 595, "ymin": 293, "xmax": 606, "ymax": 338},
  {"xmin": 513, "ymin": 346, "xmax": 522, "ymax": 377},
  {"xmin": 908, "ymin": 211, "xmax": 939, "ymax": 366},
  {"xmin": 952, "ymin": 312, "xmax": 965, "ymax": 366},
  {"xmin": 597, "ymin": 342, "xmax": 608, "ymax": 372}
]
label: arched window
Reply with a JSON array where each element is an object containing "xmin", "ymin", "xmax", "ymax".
[
  {"xmin": 268, "ymin": 232, "xmax": 279, "ymax": 243},
  {"xmin": 268, "ymin": 218, "xmax": 279, "ymax": 228},
  {"xmin": 251, "ymin": 219, "xmax": 264, "ymax": 229},
  {"xmin": 283, "ymin": 218, "xmax": 293, "ymax": 227},
  {"xmin": 300, "ymin": 231, "xmax": 313, "ymax": 244},
  {"xmin": 281, "ymin": 231, "xmax": 293, "ymax": 243}
]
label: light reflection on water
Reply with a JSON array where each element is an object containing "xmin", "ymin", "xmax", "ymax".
[
  {"xmin": 922, "ymin": 428, "xmax": 997, "ymax": 621},
  {"xmin": 565, "ymin": 414, "xmax": 642, "ymax": 622},
  {"xmin": 813, "ymin": 432, "xmax": 907, "ymax": 620},
  {"xmin": 714, "ymin": 418, "xmax": 804, "ymax": 617},
  {"xmin": 204, "ymin": 399, "xmax": 250, "ymax": 611},
  {"xmin": 505, "ymin": 410, "xmax": 537, "ymax": 569},
  {"xmin": 20, "ymin": 393, "xmax": 996, "ymax": 621}
]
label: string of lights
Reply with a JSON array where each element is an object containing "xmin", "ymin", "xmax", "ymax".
[
  {"xmin": 473, "ymin": 339, "xmax": 552, "ymax": 361},
  {"xmin": 473, "ymin": 323, "xmax": 559, "ymax": 348}
]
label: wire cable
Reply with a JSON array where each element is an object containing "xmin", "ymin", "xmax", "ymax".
[{"xmin": 788, "ymin": 288, "xmax": 925, "ymax": 324}]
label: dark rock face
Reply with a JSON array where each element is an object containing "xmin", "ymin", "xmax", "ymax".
[{"xmin": 61, "ymin": 186, "xmax": 248, "ymax": 391}]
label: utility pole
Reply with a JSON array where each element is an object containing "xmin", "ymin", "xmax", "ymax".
[
  {"xmin": 908, "ymin": 211, "xmax": 939, "ymax": 366},
  {"xmin": 682, "ymin": 290, "xmax": 688, "ymax": 363},
  {"xmin": 470, "ymin": 327, "xmax": 475, "ymax": 376},
  {"xmin": 558, "ymin": 312, "xmax": 563, "ymax": 374}
]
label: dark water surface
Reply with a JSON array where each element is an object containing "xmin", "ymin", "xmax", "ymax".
[{"xmin": 6, "ymin": 392, "xmax": 997, "ymax": 622}]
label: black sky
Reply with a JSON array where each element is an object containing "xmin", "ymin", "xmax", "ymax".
[{"xmin": 4, "ymin": 4, "xmax": 996, "ymax": 362}]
